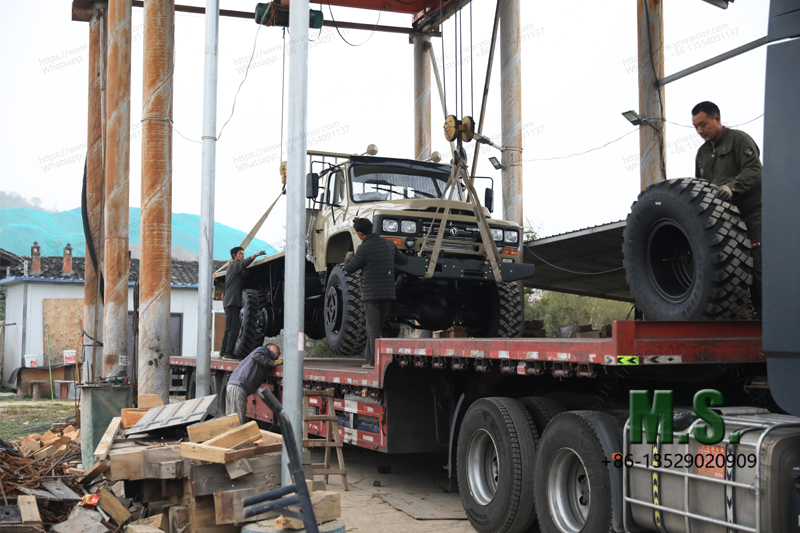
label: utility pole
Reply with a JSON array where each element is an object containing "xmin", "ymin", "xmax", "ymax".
[
  {"xmin": 499, "ymin": 0, "xmax": 523, "ymax": 226},
  {"xmin": 282, "ymin": 0, "xmax": 310, "ymax": 486},
  {"xmin": 138, "ymin": 0, "xmax": 174, "ymax": 404},
  {"xmin": 103, "ymin": 0, "xmax": 131, "ymax": 378},
  {"xmin": 413, "ymin": 34, "xmax": 432, "ymax": 161},
  {"xmin": 195, "ymin": 0, "xmax": 220, "ymax": 398},
  {"xmin": 637, "ymin": 0, "xmax": 666, "ymax": 190}
]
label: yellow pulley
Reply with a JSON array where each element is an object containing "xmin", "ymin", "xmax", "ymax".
[
  {"xmin": 279, "ymin": 161, "xmax": 287, "ymax": 185},
  {"xmin": 443, "ymin": 115, "xmax": 475, "ymax": 143}
]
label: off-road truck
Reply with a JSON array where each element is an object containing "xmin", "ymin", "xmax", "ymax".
[{"xmin": 215, "ymin": 151, "xmax": 535, "ymax": 358}]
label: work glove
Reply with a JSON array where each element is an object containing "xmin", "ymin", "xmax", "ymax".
[
  {"xmin": 344, "ymin": 251, "xmax": 354, "ymax": 265},
  {"xmin": 273, "ymin": 359, "xmax": 283, "ymax": 366},
  {"xmin": 257, "ymin": 250, "xmax": 267, "ymax": 257},
  {"xmin": 716, "ymin": 185, "xmax": 733, "ymax": 201}
]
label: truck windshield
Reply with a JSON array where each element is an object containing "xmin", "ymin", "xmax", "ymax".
[{"xmin": 349, "ymin": 165, "xmax": 461, "ymax": 203}]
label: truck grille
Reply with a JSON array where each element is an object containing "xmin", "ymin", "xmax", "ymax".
[
  {"xmin": 422, "ymin": 224, "xmax": 480, "ymax": 242},
  {"xmin": 423, "ymin": 241, "xmax": 477, "ymax": 253}
]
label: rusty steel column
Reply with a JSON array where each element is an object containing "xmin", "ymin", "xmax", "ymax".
[
  {"xmin": 103, "ymin": 0, "xmax": 132, "ymax": 377},
  {"xmin": 500, "ymin": 0, "xmax": 523, "ymax": 226},
  {"xmin": 138, "ymin": 0, "xmax": 174, "ymax": 403},
  {"xmin": 413, "ymin": 34, "xmax": 431, "ymax": 161},
  {"xmin": 85, "ymin": 6, "xmax": 107, "ymax": 379},
  {"xmin": 637, "ymin": 0, "xmax": 666, "ymax": 190}
]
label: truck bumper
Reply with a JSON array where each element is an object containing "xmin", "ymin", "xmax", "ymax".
[{"xmin": 396, "ymin": 255, "xmax": 535, "ymax": 282}]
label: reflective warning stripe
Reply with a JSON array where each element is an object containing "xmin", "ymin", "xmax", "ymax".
[{"xmin": 652, "ymin": 434, "xmax": 668, "ymax": 533}]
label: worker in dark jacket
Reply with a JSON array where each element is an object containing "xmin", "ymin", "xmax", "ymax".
[
  {"xmin": 692, "ymin": 101, "xmax": 762, "ymax": 315},
  {"xmin": 345, "ymin": 218, "xmax": 408, "ymax": 369},
  {"xmin": 220, "ymin": 247, "xmax": 266, "ymax": 357},
  {"xmin": 225, "ymin": 344, "xmax": 281, "ymax": 423}
]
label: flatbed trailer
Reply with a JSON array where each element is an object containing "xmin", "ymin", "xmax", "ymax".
[{"xmin": 171, "ymin": 321, "xmax": 800, "ymax": 533}]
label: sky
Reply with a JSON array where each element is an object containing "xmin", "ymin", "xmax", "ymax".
[{"xmin": 0, "ymin": 0, "xmax": 770, "ymax": 247}]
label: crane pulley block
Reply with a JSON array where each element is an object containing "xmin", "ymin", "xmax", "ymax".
[
  {"xmin": 255, "ymin": 2, "xmax": 324, "ymax": 29},
  {"xmin": 444, "ymin": 115, "xmax": 475, "ymax": 143}
]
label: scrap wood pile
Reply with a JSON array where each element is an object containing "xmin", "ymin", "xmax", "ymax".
[{"xmin": 0, "ymin": 394, "xmax": 341, "ymax": 533}]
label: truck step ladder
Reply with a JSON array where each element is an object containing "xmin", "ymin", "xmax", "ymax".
[{"xmin": 302, "ymin": 388, "xmax": 349, "ymax": 491}]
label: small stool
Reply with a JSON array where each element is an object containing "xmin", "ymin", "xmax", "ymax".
[
  {"xmin": 54, "ymin": 380, "xmax": 71, "ymax": 399},
  {"xmin": 29, "ymin": 381, "xmax": 46, "ymax": 400}
]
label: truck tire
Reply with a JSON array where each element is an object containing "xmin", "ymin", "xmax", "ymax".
[
  {"xmin": 623, "ymin": 178, "xmax": 752, "ymax": 320},
  {"xmin": 466, "ymin": 282, "xmax": 523, "ymax": 338},
  {"xmin": 233, "ymin": 289, "xmax": 267, "ymax": 359},
  {"xmin": 534, "ymin": 411, "xmax": 613, "ymax": 533},
  {"xmin": 324, "ymin": 265, "xmax": 367, "ymax": 357},
  {"xmin": 186, "ymin": 369, "xmax": 217, "ymax": 401},
  {"xmin": 457, "ymin": 397, "xmax": 539, "ymax": 533},
  {"xmin": 519, "ymin": 397, "xmax": 565, "ymax": 435}
]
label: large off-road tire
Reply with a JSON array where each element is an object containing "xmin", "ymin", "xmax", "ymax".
[
  {"xmin": 623, "ymin": 178, "xmax": 753, "ymax": 320},
  {"xmin": 324, "ymin": 265, "xmax": 367, "ymax": 357},
  {"xmin": 457, "ymin": 397, "xmax": 539, "ymax": 533},
  {"xmin": 534, "ymin": 411, "xmax": 614, "ymax": 533},
  {"xmin": 186, "ymin": 368, "xmax": 217, "ymax": 400},
  {"xmin": 233, "ymin": 289, "xmax": 267, "ymax": 359},
  {"xmin": 466, "ymin": 282, "xmax": 523, "ymax": 338}
]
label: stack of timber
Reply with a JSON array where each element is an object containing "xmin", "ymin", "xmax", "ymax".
[{"xmin": 522, "ymin": 319, "xmax": 547, "ymax": 338}]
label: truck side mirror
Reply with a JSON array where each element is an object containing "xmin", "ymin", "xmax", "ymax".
[
  {"xmin": 484, "ymin": 188, "xmax": 494, "ymax": 213},
  {"xmin": 306, "ymin": 173, "xmax": 319, "ymax": 199}
]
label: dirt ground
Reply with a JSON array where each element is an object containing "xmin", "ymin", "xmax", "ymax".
[{"xmin": 312, "ymin": 446, "xmax": 476, "ymax": 533}]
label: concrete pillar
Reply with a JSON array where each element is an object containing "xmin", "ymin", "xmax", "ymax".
[
  {"xmin": 637, "ymin": 0, "xmax": 666, "ymax": 190},
  {"xmin": 103, "ymin": 0, "xmax": 132, "ymax": 377},
  {"xmin": 138, "ymin": 0, "xmax": 174, "ymax": 403},
  {"xmin": 85, "ymin": 6, "xmax": 106, "ymax": 378},
  {"xmin": 499, "ymin": 0, "xmax": 523, "ymax": 226},
  {"xmin": 413, "ymin": 34, "xmax": 431, "ymax": 161}
]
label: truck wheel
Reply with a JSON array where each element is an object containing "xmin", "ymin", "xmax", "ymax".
[
  {"xmin": 534, "ymin": 412, "xmax": 613, "ymax": 533},
  {"xmin": 466, "ymin": 282, "xmax": 523, "ymax": 338},
  {"xmin": 519, "ymin": 397, "xmax": 565, "ymax": 435},
  {"xmin": 324, "ymin": 265, "xmax": 367, "ymax": 357},
  {"xmin": 186, "ymin": 369, "xmax": 216, "ymax": 401},
  {"xmin": 457, "ymin": 398, "xmax": 539, "ymax": 533},
  {"xmin": 233, "ymin": 289, "xmax": 267, "ymax": 359},
  {"xmin": 623, "ymin": 178, "xmax": 752, "ymax": 320}
]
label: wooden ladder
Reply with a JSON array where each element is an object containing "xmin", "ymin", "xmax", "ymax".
[{"xmin": 302, "ymin": 388, "xmax": 349, "ymax": 490}]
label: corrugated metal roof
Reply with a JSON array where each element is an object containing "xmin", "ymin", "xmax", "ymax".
[
  {"xmin": 125, "ymin": 395, "xmax": 217, "ymax": 436},
  {"xmin": 522, "ymin": 221, "xmax": 631, "ymax": 302}
]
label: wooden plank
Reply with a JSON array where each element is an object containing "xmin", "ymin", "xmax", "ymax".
[
  {"xmin": 224, "ymin": 459, "xmax": 252, "ymax": 480},
  {"xmin": 125, "ymin": 526, "xmax": 163, "ymax": 533},
  {"xmin": 187, "ymin": 455, "xmax": 282, "ymax": 497},
  {"xmin": 130, "ymin": 513, "xmax": 167, "ymax": 531},
  {"xmin": 96, "ymin": 489, "xmax": 131, "ymax": 524},
  {"xmin": 32, "ymin": 445, "xmax": 57, "ymax": 461},
  {"xmin": 94, "ymin": 418, "xmax": 122, "ymax": 461},
  {"xmin": 180, "ymin": 442, "xmax": 280, "ymax": 464},
  {"xmin": 121, "ymin": 409, "xmax": 151, "ymax": 429},
  {"xmin": 41, "ymin": 481, "xmax": 81, "ymax": 502},
  {"xmin": 141, "ymin": 446, "xmax": 185, "ymax": 479},
  {"xmin": 186, "ymin": 414, "xmax": 240, "ymax": 443},
  {"xmin": 204, "ymin": 422, "xmax": 261, "ymax": 450},
  {"xmin": 258, "ymin": 431, "xmax": 282, "ymax": 447},
  {"xmin": 273, "ymin": 491, "xmax": 341, "ymax": 530},
  {"xmin": 80, "ymin": 460, "xmax": 110, "ymax": 486},
  {"xmin": 213, "ymin": 485, "xmax": 280, "ymax": 525},
  {"xmin": 186, "ymin": 505, "xmax": 217, "ymax": 533},
  {"xmin": 168, "ymin": 507, "xmax": 189, "ymax": 533},
  {"xmin": 19, "ymin": 440, "xmax": 40, "ymax": 457},
  {"xmin": 106, "ymin": 447, "xmax": 146, "ymax": 481},
  {"xmin": 42, "ymin": 299, "xmax": 83, "ymax": 365},
  {"xmin": 17, "ymin": 496, "xmax": 43, "ymax": 529},
  {"xmin": 138, "ymin": 394, "xmax": 163, "ymax": 409}
]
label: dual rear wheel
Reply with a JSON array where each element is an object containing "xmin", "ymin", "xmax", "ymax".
[{"xmin": 457, "ymin": 397, "xmax": 616, "ymax": 533}]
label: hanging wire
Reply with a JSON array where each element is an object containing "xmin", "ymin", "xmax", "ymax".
[
  {"xmin": 469, "ymin": 0, "xmax": 473, "ymax": 118},
  {"xmin": 440, "ymin": 0, "xmax": 447, "ymax": 116},
  {"xmin": 527, "ymin": 249, "xmax": 626, "ymax": 275},
  {"xmin": 458, "ymin": 0, "xmax": 463, "ymax": 117},
  {"xmin": 217, "ymin": 18, "xmax": 265, "ymax": 140},
  {"xmin": 453, "ymin": 0, "xmax": 458, "ymax": 118},
  {"xmin": 327, "ymin": 4, "xmax": 381, "ymax": 47},
  {"xmin": 280, "ymin": 27, "xmax": 286, "ymax": 160}
]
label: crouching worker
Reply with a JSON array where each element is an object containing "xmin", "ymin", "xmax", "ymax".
[{"xmin": 225, "ymin": 343, "xmax": 282, "ymax": 424}]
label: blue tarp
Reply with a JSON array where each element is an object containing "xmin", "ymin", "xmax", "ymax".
[{"xmin": 0, "ymin": 207, "xmax": 278, "ymax": 260}]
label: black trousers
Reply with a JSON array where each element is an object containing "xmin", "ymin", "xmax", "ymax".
[
  {"xmin": 364, "ymin": 300, "xmax": 393, "ymax": 366},
  {"xmin": 221, "ymin": 305, "xmax": 241, "ymax": 356}
]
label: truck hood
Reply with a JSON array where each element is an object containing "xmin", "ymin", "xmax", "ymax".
[{"xmin": 371, "ymin": 198, "xmax": 518, "ymax": 227}]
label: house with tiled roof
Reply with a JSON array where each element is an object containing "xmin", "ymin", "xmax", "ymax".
[{"xmin": 0, "ymin": 242, "xmax": 227, "ymax": 389}]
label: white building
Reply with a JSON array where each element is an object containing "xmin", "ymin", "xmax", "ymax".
[{"xmin": 0, "ymin": 244, "xmax": 224, "ymax": 388}]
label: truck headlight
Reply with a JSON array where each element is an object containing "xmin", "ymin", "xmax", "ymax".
[
  {"xmin": 491, "ymin": 228, "xmax": 504, "ymax": 241},
  {"xmin": 401, "ymin": 220, "xmax": 417, "ymax": 234},
  {"xmin": 382, "ymin": 219, "xmax": 399, "ymax": 233},
  {"xmin": 504, "ymin": 230, "xmax": 519, "ymax": 244}
]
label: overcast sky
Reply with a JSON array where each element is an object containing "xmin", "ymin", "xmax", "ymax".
[{"xmin": 0, "ymin": 0, "xmax": 769, "ymax": 248}]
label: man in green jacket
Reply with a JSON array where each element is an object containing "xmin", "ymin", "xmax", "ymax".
[{"xmin": 692, "ymin": 101, "xmax": 762, "ymax": 315}]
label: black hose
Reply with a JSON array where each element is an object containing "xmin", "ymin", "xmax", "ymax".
[{"xmin": 81, "ymin": 157, "xmax": 104, "ymax": 301}]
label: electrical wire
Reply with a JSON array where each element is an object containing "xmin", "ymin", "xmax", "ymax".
[
  {"xmin": 328, "ymin": 4, "xmax": 381, "ymax": 47},
  {"xmin": 469, "ymin": 0, "xmax": 473, "ymax": 118},
  {"xmin": 527, "ymin": 249, "xmax": 626, "ymax": 276},
  {"xmin": 440, "ymin": 0, "xmax": 447, "ymax": 116},
  {"xmin": 217, "ymin": 24, "xmax": 263, "ymax": 140},
  {"xmin": 653, "ymin": 115, "xmax": 765, "ymax": 129},
  {"xmin": 523, "ymin": 129, "xmax": 638, "ymax": 162}
]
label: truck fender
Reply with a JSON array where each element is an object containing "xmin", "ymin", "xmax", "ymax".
[
  {"xmin": 581, "ymin": 410, "xmax": 627, "ymax": 533},
  {"xmin": 446, "ymin": 392, "xmax": 480, "ymax": 491}
]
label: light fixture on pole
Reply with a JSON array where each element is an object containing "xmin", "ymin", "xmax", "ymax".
[
  {"xmin": 622, "ymin": 110, "xmax": 645, "ymax": 126},
  {"xmin": 489, "ymin": 156, "xmax": 505, "ymax": 170}
]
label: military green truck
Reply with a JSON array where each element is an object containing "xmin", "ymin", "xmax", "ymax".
[{"xmin": 214, "ymin": 151, "xmax": 535, "ymax": 358}]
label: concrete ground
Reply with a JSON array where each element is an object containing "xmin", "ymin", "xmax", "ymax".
[{"xmin": 312, "ymin": 446, "xmax": 475, "ymax": 532}]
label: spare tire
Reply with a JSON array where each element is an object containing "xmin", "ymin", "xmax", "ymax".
[
  {"xmin": 324, "ymin": 265, "xmax": 367, "ymax": 356},
  {"xmin": 233, "ymin": 289, "xmax": 267, "ymax": 359},
  {"xmin": 623, "ymin": 178, "xmax": 752, "ymax": 320}
]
